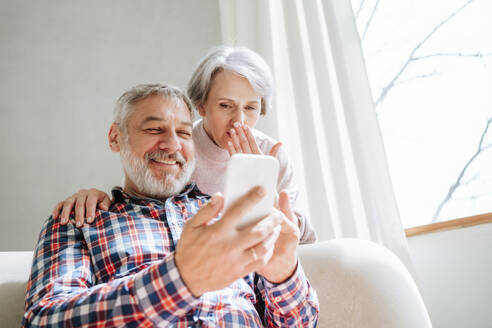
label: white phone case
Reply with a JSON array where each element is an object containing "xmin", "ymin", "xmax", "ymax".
[{"xmin": 223, "ymin": 154, "xmax": 279, "ymax": 229}]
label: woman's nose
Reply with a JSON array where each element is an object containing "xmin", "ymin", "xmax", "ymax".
[{"xmin": 233, "ymin": 110, "xmax": 245, "ymax": 125}]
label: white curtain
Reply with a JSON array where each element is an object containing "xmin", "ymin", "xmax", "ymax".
[{"xmin": 218, "ymin": 0, "xmax": 413, "ymax": 270}]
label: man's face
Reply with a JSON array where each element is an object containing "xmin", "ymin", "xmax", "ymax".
[{"xmin": 110, "ymin": 94, "xmax": 195, "ymax": 199}]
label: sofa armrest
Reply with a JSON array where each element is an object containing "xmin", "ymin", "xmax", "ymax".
[
  {"xmin": 298, "ymin": 239, "xmax": 432, "ymax": 328},
  {"xmin": 0, "ymin": 251, "xmax": 33, "ymax": 327}
]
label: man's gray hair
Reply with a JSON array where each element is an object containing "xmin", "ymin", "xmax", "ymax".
[
  {"xmin": 114, "ymin": 84, "xmax": 193, "ymax": 134},
  {"xmin": 187, "ymin": 45, "xmax": 274, "ymax": 115}
]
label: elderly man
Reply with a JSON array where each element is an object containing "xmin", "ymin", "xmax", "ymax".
[{"xmin": 23, "ymin": 84, "xmax": 319, "ymax": 327}]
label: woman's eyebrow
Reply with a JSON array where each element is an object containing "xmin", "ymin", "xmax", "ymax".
[
  {"xmin": 217, "ymin": 97, "xmax": 259, "ymax": 104},
  {"xmin": 217, "ymin": 97, "xmax": 234, "ymax": 102}
]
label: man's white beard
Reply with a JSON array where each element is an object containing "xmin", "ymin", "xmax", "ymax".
[{"xmin": 120, "ymin": 143, "xmax": 195, "ymax": 199}]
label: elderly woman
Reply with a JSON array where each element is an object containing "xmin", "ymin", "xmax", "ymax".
[{"xmin": 53, "ymin": 45, "xmax": 316, "ymax": 244}]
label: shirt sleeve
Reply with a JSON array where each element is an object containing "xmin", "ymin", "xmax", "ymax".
[
  {"xmin": 22, "ymin": 217, "xmax": 198, "ymax": 327},
  {"xmin": 256, "ymin": 262, "xmax": 319, "ymax": 327},
  {"xmin": 275, "ymin": 146, "xmax": 317, "ymax": 244}
]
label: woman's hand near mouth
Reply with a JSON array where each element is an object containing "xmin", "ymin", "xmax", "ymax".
[{"xmin": 226, "ymin": 122, "xmax": 282, "ymax": 158}]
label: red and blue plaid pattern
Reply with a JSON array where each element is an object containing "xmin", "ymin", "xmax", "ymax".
[{"xmin": 23, "ymin": 185, "xmax": 319, "ymax": 327}]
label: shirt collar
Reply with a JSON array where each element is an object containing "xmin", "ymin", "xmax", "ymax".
[{"xmin": 111, "ymin": 183, "xmax": 204, "ymax": 205}]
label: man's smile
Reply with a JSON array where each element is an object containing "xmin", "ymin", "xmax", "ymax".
[{"xmin": 151, "ymin": 158, "xmax": 178, "ymax": 165}]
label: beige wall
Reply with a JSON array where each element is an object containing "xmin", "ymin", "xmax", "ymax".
[
  {"xmin": 407, "ymin": 223, "xmax": 492, "ymax": 328},
  {"xmin": 0, "ymin": 0, "xmax": 222, "ymax": 250}
]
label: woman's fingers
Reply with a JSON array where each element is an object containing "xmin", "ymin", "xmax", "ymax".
[
  {"xmin": 230, "ymin": 123, "xmax": 263, "ymax": 154},
  {"xmin": 85, "ymin": 189, "xmax": 112, "ymax": 221},
  {"xmin": 269, "ymin": 142, "xmax": 282, "ymax": 158},
  {"xmin": 234, "ymin": 122, "xmax": 253, "ymax": 153},
  {"xmin": 59, "ymin": 197, "xmax": 76, "ymax": 225},
  {"xmin": 85, "ymin": 193, "xmax": 99, "ymax": 223},
  {"xmin": 56, "ymin": 189, "xmax": 111, "ymax": 226},
  {"xmin": 75, "ymin": 193, "xmax": 89, "ymax": 227},
  {"xmin": 228, "ymin": 123, "xmax": 282, "ymax": 157},
  {"xmin": 230, "ymin": 128, "xmax": 243, "ymax": 153},
  {"xmin": 52, "ymin": 201, "xmax": 63, "ymax": 220},
  {"xmin": 244, "ymin": 125, "xmax": 261, "ymax": 154},
  {"xmin": 227, "ymin": 140, "xmax": 237, "ymax": 156},
  {"xmin": 98, "ymin": 196, "xmax": 111, "ymax": 211}
]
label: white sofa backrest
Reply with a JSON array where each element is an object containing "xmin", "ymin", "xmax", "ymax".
[
  {"xmin": 1, "ymin": 240, "xmax": 432, "ymax": 328},
  {"xmin": 0, "ymin": 252, "xmax": 33, "ymax": 327}
]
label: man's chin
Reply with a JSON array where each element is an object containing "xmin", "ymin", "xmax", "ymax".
[
  {"xmin": 120, "ymin": 145, "xmax": 194, "ymax": 199},
  {"xmin": 141, "ymin": 177, "xmax": 186, "ymax": 199},
  {"xmin": 148, "ymin": 165, "xmax": 182, "ymax": 182}
]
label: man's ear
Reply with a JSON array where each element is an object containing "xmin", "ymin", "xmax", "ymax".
[
  {"xmin": 108, "ymin": 123, "xmax": 121, "ymax": 152},
  {"xmin": 198, "ymin": 104, "xmax": 206, "ymax": 117}
]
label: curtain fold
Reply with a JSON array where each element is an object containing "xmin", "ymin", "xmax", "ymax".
[{"xmin": 218, "ymin": 0, "xmax": 413, "ymax": 270}]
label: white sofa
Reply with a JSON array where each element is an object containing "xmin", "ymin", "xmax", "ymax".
[{"xmin": 0, "ymin": 239, "xmax": 432, "ymax": 327}]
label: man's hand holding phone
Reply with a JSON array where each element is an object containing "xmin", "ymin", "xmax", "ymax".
[
  {"xmin": 223, "ymin": 154, "xmax": 300, "ymax": 283},
  {"xmin": 175, "ymin": 187, "xmax": 284, "ymax": 297},
  {"xmin": 257, "ymin": 191, "xmax": 300, "ymax": 283},
  {"xmin": 176, "ymin": 186, "xmax": 299, "ymax": 297}
]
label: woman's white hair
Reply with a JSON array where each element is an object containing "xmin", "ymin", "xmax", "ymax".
[
  {"xmin": 187, "ymin": 45, "xmax": 274, "ymax": 115},
  {"xmin": 114, "ymin": 83, "xmax": 193, "ymax": 135}
]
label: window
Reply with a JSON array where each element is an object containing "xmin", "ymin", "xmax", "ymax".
[{"xmin": 351, "ymin": 0, "xmax": 492, "ymax": 228}]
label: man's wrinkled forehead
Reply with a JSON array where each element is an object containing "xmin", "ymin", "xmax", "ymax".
[
  {"xmin": 130, "ymin": 95, "xmax": 192, "ymax": 126},
  {"xmin": 138, "ymin": 115, "xmax": 193, "ymax": 128}
]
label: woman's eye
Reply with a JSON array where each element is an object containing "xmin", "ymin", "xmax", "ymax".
[
  {"xmin": 146, "ymin": 128, "xmax": 161, "ymax": 133},
  {"xmin": 178, "ymin": 131, "xmax": 192, "ymax": 137},
  {"xmin": 219, "ymin": 103, "xmax": 232, "ymax": 109},
  {"xmin": 246, "ymin": 106, "xmax": 258, "ymax": 111}
]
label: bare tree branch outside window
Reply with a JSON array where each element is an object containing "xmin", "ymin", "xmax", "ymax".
[
  {"xmin": 372, "ymin": 0, "xmax": 478, "ymax": 107},
  {"xmin": 432, "ymin": 117, "xmax": 492, "ymax": 221},
  {"xmin": 354, "ymin": 0, "xmax": 492, "ymax": 223}
]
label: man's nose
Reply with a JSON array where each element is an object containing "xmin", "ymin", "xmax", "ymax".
[{"xmin": 158, "ymin": 132, "xmax": 181, "ymax": 153}]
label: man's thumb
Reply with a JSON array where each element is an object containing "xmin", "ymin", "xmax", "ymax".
[{"xmin": 189, "ymin": 193, "xmax": 224, "ymax": 227}]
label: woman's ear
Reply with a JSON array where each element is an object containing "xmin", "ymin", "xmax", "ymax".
[
  {"xmin": 198, "ymin": 104, "xmax": 206, "ymax": 117},
  {"xmin": 108, "ymin": 123, "xmax": 121, "ymax": 152}
]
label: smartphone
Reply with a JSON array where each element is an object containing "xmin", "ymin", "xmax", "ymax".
[{"xmin": 223, "ymin": 153, "xmax": 279, "ymax": 229}]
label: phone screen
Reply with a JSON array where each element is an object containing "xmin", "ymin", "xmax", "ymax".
[{"xmin": 223, "ymin": 154, "xmax": 279, "ymax": 229}]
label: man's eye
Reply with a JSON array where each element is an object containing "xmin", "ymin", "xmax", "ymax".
[
  {"xmin": 145, "ymin": 128, "xmax": 161, "ymax": 133},
  {"xmin": 246, "ymin": 106, "xmax": 258, "ymax": 111},
  {"xmin": 219, "ymin": 103, "xmax": 232, "ymax": 109},
  {"xmin": 178, "ymin": 130, "xmax": 192, "ymax": 137}
]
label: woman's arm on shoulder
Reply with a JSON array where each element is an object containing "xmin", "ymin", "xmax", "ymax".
[{"xmin": 52, "ymin": 188, "xmax": 111, "ymax": 227}]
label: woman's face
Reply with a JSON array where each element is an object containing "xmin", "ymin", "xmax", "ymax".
[{"xmin": 199, "ymin": 70, "xmax": 262, "ymax": 149}]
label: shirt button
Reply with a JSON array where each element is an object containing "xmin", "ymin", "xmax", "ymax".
[{"xmin": 275, "ymin": 296, "xmax": 282, "ymax": 302}]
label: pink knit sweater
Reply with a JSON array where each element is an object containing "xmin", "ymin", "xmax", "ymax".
[{"xmin": 191, "ymin": 120, "xmax": 316, "ymax": 244}]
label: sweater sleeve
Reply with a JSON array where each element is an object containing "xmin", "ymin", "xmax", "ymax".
[
  {"xmin": 22, "ymin": 217, "xmax": 198, "ymax": 327},
  {"xmin": 275, "ymin": 146, "xmax": 317, "ymax": 244}
]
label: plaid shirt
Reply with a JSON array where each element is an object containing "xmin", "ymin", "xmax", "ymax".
[{"xmin": 23, "ymin": 185, "xmax": 319, "ymax": 327}]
